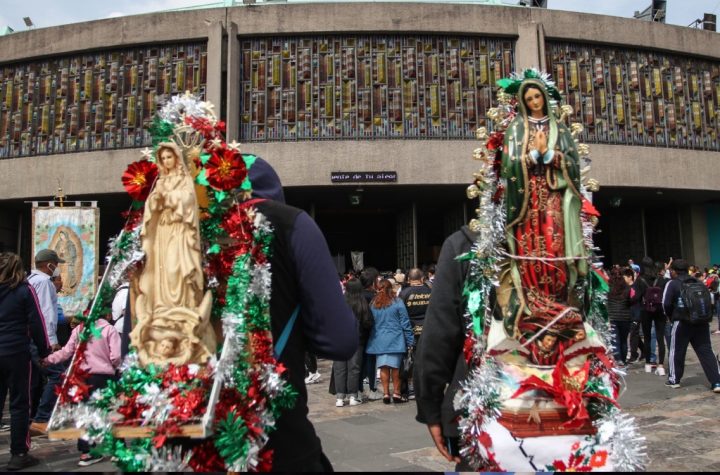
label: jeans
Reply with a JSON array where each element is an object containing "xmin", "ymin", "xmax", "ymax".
[
  {"xmin": 332, "ymin": 345, "xmax": 363, "ymax": 399},
  {"xmin": 611, "ymin": 320, "xmax": 631, "ymax": 364},
  {"xmin": 33, "ymin": 362, "xmax": 65, "ymax": 423},
  {"xmin": 0, "ymin": 351, "xmax": 32, "ymax": 455},
  {"xmin": 359, "ymin": 352, "xmax": 377, "ymax": 392},
  {"xmin": 642, "ymin": 310, "xmax": 666, "ymax": 365}
]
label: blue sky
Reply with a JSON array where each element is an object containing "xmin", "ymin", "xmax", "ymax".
[{"xmin": 0, "ymin": 0, "xmax": 718, "ymax": 31}]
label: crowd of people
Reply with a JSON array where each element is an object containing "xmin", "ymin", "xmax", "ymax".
[
  {"xmin": 306, "ymin": 266, "xmax": 434, "ymax": 409},
  {"xmin": 605, "ymin": 257, "xmax": 720, "ymax": 391},
  {"xmin": 0, "ymin": 249, "xmax": 123, "ymax": 470}
]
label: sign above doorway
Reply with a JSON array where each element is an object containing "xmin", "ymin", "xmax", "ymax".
[{"xmin": 330, "ymin": 171, "xmax": 398, "ymax": 183}]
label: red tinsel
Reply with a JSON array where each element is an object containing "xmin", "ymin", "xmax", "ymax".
[
  {"xmin": 122, "ymin": 160, "xmax": 158, "ymax": 201},
  {"xmin": 152, "ymin": 420, "xmax": 182, "ymax": 448},
  {"xmin": 170, "ymin": 387, "xmax": 207, "ymax": 422},
  {"xmin": 486, "ymin": 132, "xmax": 504, "ymax": 151},
  {"xmin": 121, "ymin": 209, "xmax": 144, "ymax": 231},
  {"xmin": 463, "ymin": 335, "xmax": 476, "ymax": 364},
  {"xmin": 221, "ymin": 208, "xmax": 253, "ymax": 243},
  {"xmin": 55, "ymin": 341, "xmax": 92, "ymax": 404},
  {"xmin": 189, "ymin": 440, "xmax": 226, "ymax": 472},
  {"xmin": 214, "ymin": 388, "xmax": 244, "ymax": 422},
  {"xmin": 256, "ymin": 448, "xmax": 274, "ymax": 472},
  {"xmin": 205, "ymin": 148, "xmax": 247, "ymax": 191},
  {"xmin": 185, "ymin": 116, "xmax": 219, "ymax": 141},
  {"xmin": 117, "ymin": 393, "xmax": 149, "ymax": 423}
]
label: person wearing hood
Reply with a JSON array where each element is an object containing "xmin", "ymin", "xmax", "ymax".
[
  {"xmin": 414, "ymin": 225, "xmax": 479, "ymax": 469},
  {"xmin": 242, "ymin": 155, "xmax": 358, "ymax": 470},
  {"xmin": 120, "ymin": 155, "xmax": 358, "ymax": 471},
  {"xmin": 0, "ymin": 253, "xmax": 52, "ymax": 471}
]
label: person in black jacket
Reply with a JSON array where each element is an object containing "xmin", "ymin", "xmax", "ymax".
[
  {"xmin": 662, "ymin": 258, "xmax": 720, "ymax": 392},
  {"xmin": 414, "ymin": 225, "xmax": 478, "ymax": 469},
  {"xmin": 0, "ymin": 253, "xmax": 52, "ymax": 471}
]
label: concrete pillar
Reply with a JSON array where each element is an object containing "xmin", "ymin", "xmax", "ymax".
[
  {"xmin": 680, "ymin": 205, "xmax": 711, "ymax": 268},
  {"xmin": 226, "ymin": 22, "xmax": 241, "ymax": 142},
  {"xmin": 206, "ymin": 20, "xmax": 225, "ymax": 116},
  {"xmin": 515, "ymin": 22, "xmax": 545, "ymax": 71}
]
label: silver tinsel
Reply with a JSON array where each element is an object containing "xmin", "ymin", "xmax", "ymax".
[
  {"xmin": 147, "ymin": 445, "xmax": 192, "ymax": 472},
  {"xmin": 106, "ymin": 227, "xmax": 144, "ymax": 289},
  {"xmin": 594, "ymin": 409, "xmax": 647, "ymax": 472},
  {"xmin": 249, "ymin": 263, "xmax": 272, "ymax": 301},
  {"xmin": 454, "ymin": 360, "xmax": 502, "ymax": 470},
  {"xmin": 159, "ymin": 92, "xmax": 215, "ymax": 125}
]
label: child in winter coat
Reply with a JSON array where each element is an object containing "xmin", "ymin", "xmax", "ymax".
[{"xmin": 42, "ymin": 315, "xmax": 121, "ymax": 467}]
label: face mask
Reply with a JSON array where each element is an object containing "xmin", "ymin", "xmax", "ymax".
[{"xmin": 48, "ymin": 264, "xmax": 61, "ymax": 278}]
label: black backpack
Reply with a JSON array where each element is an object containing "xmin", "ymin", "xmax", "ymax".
[{"xmin": 677, "ymin": 278, "xmax": 713, "ymax": 324}]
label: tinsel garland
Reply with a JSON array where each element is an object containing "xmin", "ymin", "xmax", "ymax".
[
  {"xmin": 48, "ymin": 92, "xmax": 296, "ymax": 472},
  {"xmin": 453, "ymin": 71, "xmax": 645, "ymax": 472}
]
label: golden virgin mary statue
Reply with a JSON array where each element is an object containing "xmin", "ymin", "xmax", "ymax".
[{"xmin": 130, "ymin": 141, "xmax": 216, "ymax": 366}]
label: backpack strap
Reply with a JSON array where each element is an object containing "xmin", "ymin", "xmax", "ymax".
[{"xmin": 274, "ymin": 305, "xmax": 300, "ymax": 360}]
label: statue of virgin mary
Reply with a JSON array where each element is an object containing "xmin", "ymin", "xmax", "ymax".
[{"xmin": 131, "ymin": 141, "xmax": 216, "ymax": 366}]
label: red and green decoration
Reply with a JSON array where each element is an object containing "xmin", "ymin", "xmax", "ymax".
[{"xmin": 50, "ymin": 93, "xmax": 296, "ymax": 472}]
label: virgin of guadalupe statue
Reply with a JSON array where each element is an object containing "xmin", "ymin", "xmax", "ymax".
[
  {"xmin": 131, "ymin": 141, "xmax": 216, "ymax": 366},
  {"xmin": 495, "ymin": 78, "xmax": 590, "ymax": 365}
]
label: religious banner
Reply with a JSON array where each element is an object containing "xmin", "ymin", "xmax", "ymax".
[{"xmin": 32, "ymin": 206, "xmax": 99, "ymax": 318}]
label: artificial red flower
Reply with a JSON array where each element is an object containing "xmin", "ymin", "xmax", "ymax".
[
  {"xmin": 205, "ymin": 148, "xmax": 247, "ymax": 191},
  {"xmin": 122, "ymin": 160, "xmax": 158, "ymax": 201},
  {"xmin": 590, "ymin": 451, "xmax": 608, "ymax": 468}
]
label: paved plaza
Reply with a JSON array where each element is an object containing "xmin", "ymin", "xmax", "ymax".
[{"xmin": 1, "ymin": 332, "xmax": 719, "ymax": 472}]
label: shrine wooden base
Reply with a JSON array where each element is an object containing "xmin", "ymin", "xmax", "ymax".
[
  {"xmin": 49, "ymin": 424, "xmax": 206, "ymax": 441},
  {"xmin": 498, "ymin": 408, "xmax": 596, "ymax": 438}
]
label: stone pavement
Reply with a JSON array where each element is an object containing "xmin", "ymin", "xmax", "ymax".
[{"xmin": 1, "ymin": 331, "xmax": 718, "ymax": 472}]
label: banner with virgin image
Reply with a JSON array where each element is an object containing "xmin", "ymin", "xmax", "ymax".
[{"xmin": 32, "ymin": 207, "xmax": 99, "ymax": 318}]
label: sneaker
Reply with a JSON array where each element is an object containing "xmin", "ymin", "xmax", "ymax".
[
  {"xmin": 78, "ymin": 453, "xmax": 105, "ymax": 467},
  {"xmin": 367, "ymin": 390, "xmax": 383, "ymax": 401},
  {"xmin": 644, "ymin": 364, "xmax": 655, "ymax": 373},
  {"xmin": 665, "ymin": 381, "xmax": 681, "ymax": 389},
  {"xmin": 712, "ymin": 330, "xmax": 720, "ymax": 335},
  {"xmin": 655, "ymin": 366, "xmax": 666, "ymax": 376},
  {"xmin": 304, "ymin": 372, "xmax": 321, "ymax": 384},
  {"xmin": 29, "ymin": 421, "xmax": 47, "ymax": 437},
  {"xmin": 335, "ymin": 399, "xmax": 345, "ymax": 407},
  {"xmin": 7, "ymin": 453, "xmax": 39, "ymax": 471},
  {"xmin": 0, "ymin": 423, "xmax": 10, "ymax": 432},
  {"xmin": 713, "ymin": 383, "xmax": 720, "ymax": 394},
  {"xmin": 348, "ymin": 396, "xmax": 362, "ymax": 406}
]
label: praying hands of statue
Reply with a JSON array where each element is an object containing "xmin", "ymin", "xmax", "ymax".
[{"xmin": 534, "ymin": 129, "xmax": 548, "ymax": 156}]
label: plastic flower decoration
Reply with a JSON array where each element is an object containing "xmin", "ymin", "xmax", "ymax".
[
  {"xmin": 122, "ymin": 160, "xmax": 159, "ymax": 201},
  {"xmin": 205, "ymin": 148, "xmax": 247, "ymax": 191}
]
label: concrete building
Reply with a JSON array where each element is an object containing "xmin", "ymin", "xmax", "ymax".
[{"xmin": 1, "ymin": 1, "xmax": 719, "ymax": 271}]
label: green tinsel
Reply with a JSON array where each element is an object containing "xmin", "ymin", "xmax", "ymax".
[
  {"xmin": 96, "ymin": 430, "xmax": 153, "ymax": 472},
  {"xmin": 268, "ymin": 383, "xmax": 298, "ymax": 419},
  {"xmin": 149, "ymin": 117, "xmax": 175, "ymax": 146},
  {"xmin": 78, "ymin": 282, "xmax": 116, "ymax": 342},
  {"xmin": 215, "ymin": 411, "xmax": 249, "ymax": 466}
]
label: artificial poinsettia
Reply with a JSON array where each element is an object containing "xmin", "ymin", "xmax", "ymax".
[
  {"xmin": 510, "ymin": 354, "xmax": 617, "ymax": 428},
  {"xmin": 122, "ymin": 160, "xmax": 158, "ymax": 201},
  {"xmin": 205, "ymin": 148, "xmax": 247, "ymax": 191}
]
